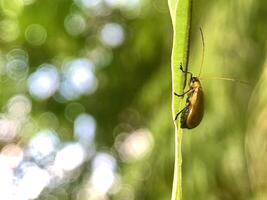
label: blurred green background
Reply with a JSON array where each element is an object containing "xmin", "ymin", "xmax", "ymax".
[{"xmin": 0, "ymin": 0, "xmax": 266, "ymax": 199}]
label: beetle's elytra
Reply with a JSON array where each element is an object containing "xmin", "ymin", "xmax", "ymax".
[{"xmin": 174, "ymin": 64, "xmax": 204, "ymax": 129}]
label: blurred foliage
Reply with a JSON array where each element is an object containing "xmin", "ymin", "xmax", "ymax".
[{"xmin": 0, "ymin": 0, "xmax": 267, "ymax": 200}]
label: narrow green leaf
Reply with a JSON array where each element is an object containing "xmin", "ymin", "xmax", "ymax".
[
  {"xmin": 168, "ymin": 0, "xmax": 192, "ymax": 200},
  {"xmin": 168, "ymin": 0, "xmax": 178, "ymax": 25}
]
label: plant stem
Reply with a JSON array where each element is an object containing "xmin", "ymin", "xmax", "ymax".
[
  {"xmin": 171, "ymin": 125, "xmax": 183, "ymax": 200},
  {"xmin": 168, "ymin": 0, "xmax": 192, "ymax": 200}
]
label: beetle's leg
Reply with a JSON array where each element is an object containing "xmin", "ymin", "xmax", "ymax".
[
  {"xmin": 180, "ymin": 63, "xmax": 193, "ymax": 80},
  {"xmin": 175, "ymin": 106, "xmax": 187, "ymax": 121},
  {"xmin": 174, "ymin": 88, "xmax": 192, "ymax": 97}
]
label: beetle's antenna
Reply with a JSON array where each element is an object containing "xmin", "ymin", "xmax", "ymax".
[
  {"xmin": 200, "ymin": 76, "xmax": 251, "ymax": 86},
  {"xmin": 198, "ymin": 27, "xmax": 205, "ymax": 78}
]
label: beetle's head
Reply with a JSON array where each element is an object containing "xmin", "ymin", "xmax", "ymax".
[
  {"xmin": 191, "ymin": 77, "xmax": 199, "ymax": 82},
  {"xmin": 190, "ymin": 77, "xmax": 201, "ymax": 88}
]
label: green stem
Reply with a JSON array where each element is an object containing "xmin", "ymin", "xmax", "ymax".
[
  {"xmin": 171, "ymin": 125, "xmax": 183, "ymax": 200},
  {"xmin": 168, "ymin": 0, "xmax": 192, "ymax": 200}
]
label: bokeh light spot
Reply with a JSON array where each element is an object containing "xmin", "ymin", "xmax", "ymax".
[
  {"xmin": 0, "ymin": 19, "xmax": 20, "ymax": 42},
  {"xmin": 25, "ymin": 24, "xmax": 47, "ymax": 46},
  {"xmin": 7, "ymin": 48, "xmax": 28, "ymax": 62},
  {"xmin": 90, "ymin": 153, "xmax": 117, "ymax": 194},
  {"xmin": 1, "ymin": 144, "xmax": 23, "ymax": 169},
  {"xmin": 0, "ymin": 0, "xmax": 24, "ymax": 17},
  {"xmin": 6, "ymin": 48, "xmax": 29, "ymax": 80},
  {"xmin": 0, "ymin": 117, "xmax": 19, "ymax": 142},
  {"xmin": 28, "ymin": 129, "xmax": 60, "ymax": 160},
  {"xmin": 60, "ymin": 59, "xmax": 97, "ymax": 100},
  {"xmin": 54, "ymin": 143, "xmax": 86, "ymax": 171},
  {"xmin": 27, "ymin": 64, "xmax": 59, "ymax": 100},
  {"xmin": 75, "ymin": 0, "xmax": 101, "ymax": 9},
  {"xmin": 38, "ymin": 112, "xmax": 59, "ymax": 130},
  {"xmin": 6, "ymin": 59, "xmax": 28, "ymax": 80},
  {"xmin": 104, "ymin": 0, "xmax": 140, "ymax": 9},
  {"xmin": 100, "ymin": 23, "xmax": 124, "ymax": 48},
  {"xmin": 7, "ymin": 95, "xmax": 31, "ymax": 118},
  {"xmin": 64, "ymin": 14, "xmax": 86, "ymax": 36},
  {"xmin": 74, "ymin": 113, "xmax": 96, "ymax": 146},
  {"xmin": 116, "ymin": 128, "xmax": 154, "ymax": 162},
  {"xmin": 0, "ymin": 155, "xmax": 14, "ymax": 200},
  {"xmin": 89, "ymin": 47, "xmax": 113, "ymax": 67},
  {"xmin": 17, "ymin": 164, "xmax": 51, "ymax": 200}
]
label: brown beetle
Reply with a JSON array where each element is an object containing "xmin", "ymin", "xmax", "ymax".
[
  {"xmin": 174, "ymin": 64, "xmax": 204, "ymax": 129},
  {"xmin": 174, "ymin": 28, "xmax": 205, "ymax": 129},
  {"xmin": 174, "ymin": 28, "xmax": 249, "ymax": 129}
]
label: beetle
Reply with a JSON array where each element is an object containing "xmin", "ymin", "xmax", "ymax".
[
  {"xmin": 174, "ymin": 28, "xmax": 205, "ymax": 129},
  {"xmin": 174, "ymin": 28, "xmax": 249, "ymax": 129},
  {"xmin": 174, "ymin": 63, "xmax": 204, "ymax": 129}
]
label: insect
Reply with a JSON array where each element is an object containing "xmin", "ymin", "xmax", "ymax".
[
  {"xmin": 174, "ymin": 63, "xmax": 204, "ymax": 129},
  {"xmin": 174, "ymin": 28, "xmax": 249, "ymax": 129},
  {"xmin": 174, "ymin": 28, "xmax": 205, "ymax": 129}
]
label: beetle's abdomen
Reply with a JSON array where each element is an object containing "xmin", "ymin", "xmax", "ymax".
[
  {"xmin": 181, "ymin": 87, "xmax": 204, "ymax": 129},
  {"xmin": 186, "ymin": 88, "xmax": 204, "ymax": 129}
]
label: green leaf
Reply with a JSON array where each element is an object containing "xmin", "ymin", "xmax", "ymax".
[
  {"xmin": 168, "ymin": 0, "xmax": 178, "ymax": 25},
  {"xmin": 168, "ymin": 0, "xmax": 192, "ymax": 200}
]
